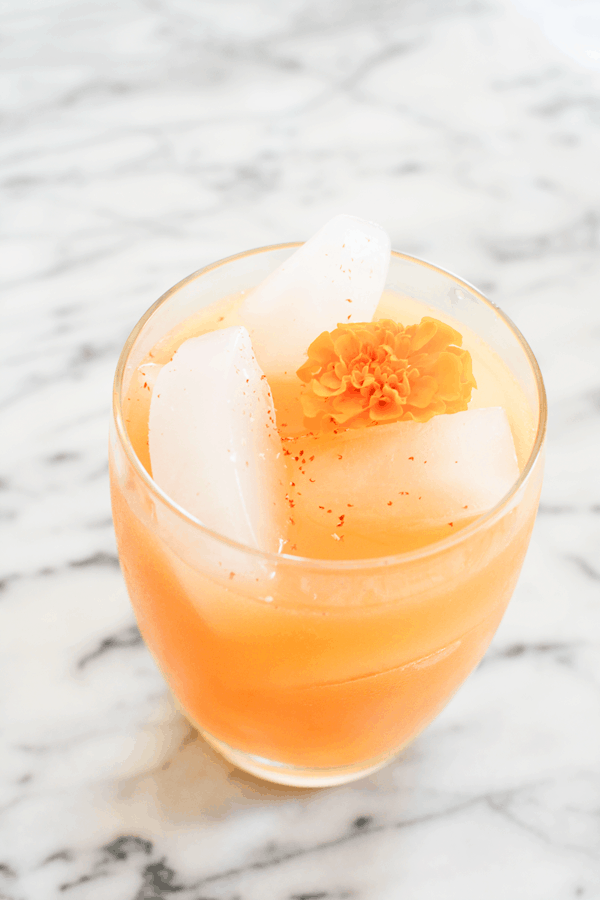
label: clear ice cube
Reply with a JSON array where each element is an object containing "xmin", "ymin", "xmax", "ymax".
[
  {"xmin": 240, "ymin": 214, "xmax": 391, "ymax": 377},
  {"xmin": 149, "ymin": 326, "xmax": 287, "ymax": 552},
  {"xmin": 287, "ymin": 408, "xmax": 519, "ymax": 534}
]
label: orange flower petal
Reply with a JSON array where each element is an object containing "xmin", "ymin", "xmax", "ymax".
[
  {"xmin": 333, "ymin": 331, "xmax": 361, "ymax": 365},
  {"xmin": 416, "ymin": 317, "xmax": 463, "ymax": 353},
  {"xmin": 430, "ymin": 351, "xmax": 461, "ymax": 401},
  {"xmin": 406, "ymin": 375, "xmax": 438, "ymax": 408},
  {"xmin": 369, "ymin": 384, "xmax": 406, "ymax": 422}
]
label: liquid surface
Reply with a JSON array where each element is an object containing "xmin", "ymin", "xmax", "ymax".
[{"xmin": 122, "ymin": 289, "xmax": 535, "ymax": 559}]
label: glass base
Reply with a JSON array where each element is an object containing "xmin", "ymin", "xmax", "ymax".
[{"xmin": 200, "ymin": 730, "xmax": 403, "ymax": 787}]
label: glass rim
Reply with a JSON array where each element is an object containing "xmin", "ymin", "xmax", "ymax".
[{"xmin": 112, "ymin": 242, "xmax": 547, "ymax": 572}]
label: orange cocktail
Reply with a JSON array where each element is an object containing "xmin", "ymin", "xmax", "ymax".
[{"xmin": 110, "ymin": 242, "xmax": 545, "ymax": 786}]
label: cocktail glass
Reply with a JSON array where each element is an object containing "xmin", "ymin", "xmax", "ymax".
[{"xmin": 110, "ymin": 244, "xmax": 546, "ymax": 787}]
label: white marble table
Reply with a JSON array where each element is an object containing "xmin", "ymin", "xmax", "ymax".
[{"xmin": 2, "ymin": 1, "xmax": 600, "ymax": 897}]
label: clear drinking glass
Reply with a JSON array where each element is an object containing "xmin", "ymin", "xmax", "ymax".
[{"xmin": 109, "ymin": 245, "xmax": 546, "ymax": 787}]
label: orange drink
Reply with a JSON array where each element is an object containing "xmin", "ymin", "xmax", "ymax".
[{"xmin": 110, "ymin": 240, "xmax": 545, "ymax": 786}]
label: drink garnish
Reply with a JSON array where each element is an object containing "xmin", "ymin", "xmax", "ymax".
[{"xmin": 296, "ymin": 316, "xmax": 477, "ymax": 430}]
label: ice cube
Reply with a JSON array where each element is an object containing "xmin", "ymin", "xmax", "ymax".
[
  {"xmin": 286, "ymin": 408, "xmax": 519, "ymax": 536},
  {"xmin": 149, "ymin": 326, "xmax": 287, "ymax": 552},
  {"xmin": 240, "ymin": 214, "xmax": 391, "ymax": 377}
]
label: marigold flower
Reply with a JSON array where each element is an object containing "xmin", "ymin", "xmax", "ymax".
[{"xmin": 296, "ymin": 317, "xmax": 477, "ymax": 430}]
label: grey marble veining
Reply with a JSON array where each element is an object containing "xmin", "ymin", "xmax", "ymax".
[{"xmin": 1, "ymin": 0, "xmax": 600, "ymax": 897}]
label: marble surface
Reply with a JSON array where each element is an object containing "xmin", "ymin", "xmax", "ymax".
[{"xmin": 2, "ymin": 0, "xmax": 600, "ymax": 897}]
